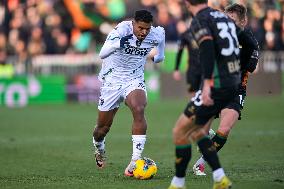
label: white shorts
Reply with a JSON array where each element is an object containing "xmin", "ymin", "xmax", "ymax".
[{"xmin": 98, "ymin": 78, "xmax": 147, "ymax": 111}]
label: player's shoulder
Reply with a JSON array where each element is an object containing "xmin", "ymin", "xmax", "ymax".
[
  {"xmin": 113, "ymin": 20, "xmax": 132, "ymax": 36},
  {"xmin": 148, "ymin": 26, "xmax": 165, "ymax": 40},
  {"xmin": 242, "ymin": 28, "xmax": 255, "ymax": 37},
  {"xmin": 195, "ymin": 7, "xmax": 228, "ymax": 23},
  {"xmin": 240, "ymin": 28, "xmax": 259, "ymax": 48}
]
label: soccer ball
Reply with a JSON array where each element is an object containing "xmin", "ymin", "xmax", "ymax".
[{"xmin": 133, "ymin": 157, "xmax": 157, "ymax": 180}]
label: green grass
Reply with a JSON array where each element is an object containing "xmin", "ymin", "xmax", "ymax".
[{"xmin": 0, "ymin": 96, "xmax": 284, "ymax": 189}]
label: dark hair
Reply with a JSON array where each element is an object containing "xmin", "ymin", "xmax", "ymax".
[
  {"xmin": 185, "ymin": 0, "xmax": 208, "ymax": 5},
  {"xmin": 225, "ymin": 3, "xmax": 247, "ymax": 21},
  {"xmin": 134, "ymin": 10, "xmax": 153, "ymax": 23}
]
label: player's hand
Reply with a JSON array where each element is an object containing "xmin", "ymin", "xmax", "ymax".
[
  {"xmin": 172, "ymin": 70, "xmax": 181, "ymax": 81},
  {"xmin": 201, "ymin": 80, "xmax": 214, "ymax": 106},
  {"xmin": 120, "ymin": 34, "xmax": 133, "ymax": 48}
]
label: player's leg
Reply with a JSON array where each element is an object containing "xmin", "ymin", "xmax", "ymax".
[
  {"xmin": 93, "ymin": 108, "xmax": 118, "ymax": 168},
  {"xmin": 169, "ymin": 95, "xmax": 210, "ymax": 189},
  {"xmin": 124, "ymin": 89, "xmax": 147, "ymax": 176},
  {"xmin": 92, "ymin": 82, "xmax": 122, "ymax": 169},
  {"xmin": 194, "ymin": 104, "xmax": 232, "ymax": 188},
  {"xmin": 195, "ymin": 122, "xmax": 232, "ymax": 189},
  {"xmin": 169, "ymin": 114, "xmax": 195, "ymax": 189},
  {"xmin": 213, "ymin": 94, "xmax": 242, "ymax": 153},
  {"xmin": 192, "ymin": 120, "xmax": 213, "ymax": 176},
  {"xmin": 169, "ymin": 114, "xmax": 213, "ymax": 189},
  {"xmin": 212, "ymin": 108, "xmax": 239, "ymax": 152},
  {"xmin": 193, "ymin": 102, "xmax": 240, "ymax": 176}
]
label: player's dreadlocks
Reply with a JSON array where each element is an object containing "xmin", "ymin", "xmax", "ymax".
[{"xmin": 134, "ymin": 10, "xmax": 153, "ymax": 23}]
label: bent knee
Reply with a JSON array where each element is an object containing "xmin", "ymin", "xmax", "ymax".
[
  {"xmin": 172, "ymin": 127, "xmax": 188, "ymax": 145},
  {"xmin": 132, "ymin": 104, "xmax": 146, "ymax": 115}
]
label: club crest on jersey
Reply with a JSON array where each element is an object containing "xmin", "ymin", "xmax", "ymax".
[{"xmin": 136, "ymin": 40, "xmax": 142, "ymax": 47}]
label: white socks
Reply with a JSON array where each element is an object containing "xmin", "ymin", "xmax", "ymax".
[
  {"xmin": 92, "ymin": 135, "xmax": 146, "ymax": 161},
  {"xmin": 213, "ymin": 168, "xmax": 225, "ymax": 182},
  {"xmin": 93, "ymin": 137, "xmax": 105, "ymax": 152},
  {"xmin": 171, "ymin": 176, "xmax": 185, "ymax": 188},
  {"xmin": 131, "ymin": 135, "xmax": 146, "ymax": 161}
]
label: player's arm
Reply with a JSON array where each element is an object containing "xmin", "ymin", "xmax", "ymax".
[
  {"xmin": 99, "ymin": 24, "xmax": 133, "ymax": 59},
  {"xmin": 99, "ymin": 29, "xmax": 121, "ymax": 59},
  {"xmin": 192, "ymin": 18, "xmax": 215, "ymax": 105},
  {"xmin": 152, "ymin": 27, "xmax": 165, "ymax": 63},
  {"xmin": 200, "ymin": 37, "xmax": 215, "ymax": 106},
  {"xmin": 175, "ymin": 38, "xmax": 186, "ymax": 71},
  {"xmin": 238, "ymin": 29, "xmax": 259, "ymax": 73}
]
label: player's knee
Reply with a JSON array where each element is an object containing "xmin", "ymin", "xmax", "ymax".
[
  {"xmin": 172, "ymin": 127, "xmax": 185, "ymax": 144},
  {"xmin": 131, "ymin": 104, "xmax": 145, "ymax": 116},
  {"xmin": 172, "ymin": 126, "xmax": 180, "ymax": 138}
]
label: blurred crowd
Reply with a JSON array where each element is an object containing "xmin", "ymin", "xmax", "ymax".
[{"xmin": 0, "ymin": 0, "xmax": 283, "ymax": 76}]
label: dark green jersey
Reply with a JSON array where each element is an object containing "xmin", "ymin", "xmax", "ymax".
[{"xmin": 190, "ymin": 7, "xmax": 241, "ymax": 88}]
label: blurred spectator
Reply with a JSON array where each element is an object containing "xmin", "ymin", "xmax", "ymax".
[
  {"xmin": 28, "ymin": 26, "xmax": 45, "ymax": 56},
  {"xmin": 0, "ymin": 0, "xmax": 282, "ymax": 77},
  {"xmin": 155, "ymin": 2, "xmax": 178, "ymax": 41},
  {"xmin": 0, "ymin": 30, "xmax": 14, "ymax": 78}
]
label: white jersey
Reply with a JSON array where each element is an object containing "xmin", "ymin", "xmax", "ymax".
[{"xmin": 98, "ymin": 21, "xmax": 165, "ymax": 84}]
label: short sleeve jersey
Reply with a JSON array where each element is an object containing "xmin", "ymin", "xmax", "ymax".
[
  {"xmin": 190, "ymin": 7, "xmax": 241, "ymax": 88},
  {"xmin": 99, "ymin": 21, "xmax": 165, "ymax": 83}
]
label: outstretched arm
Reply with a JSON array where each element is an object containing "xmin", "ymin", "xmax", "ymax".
[
  {"xmin": 152, "ymin": 31, "xmax": 165, "ymax": 63},
  {"xmin": 99, "ymin": 32, "xmax": 121, "ymax": 59}
]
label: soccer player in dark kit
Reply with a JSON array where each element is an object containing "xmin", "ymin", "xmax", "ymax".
[
  {"xmin": 168, "ymin": 0, "xmax": 241, "ymax": 188},
  {"xmin": 192, "ymin": 3, "xmax": 260, "ymax": 176},
  {"xmin": 173, "ymin": 19, "xmax": 201, "ymax": 96}
]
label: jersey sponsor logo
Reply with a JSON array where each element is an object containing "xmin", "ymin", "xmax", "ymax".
[
  {"xmin": 124, "ymin": 45, "xmax": 151, "ymax": 57},
  {"xmin": 227, "ymin": 60, "xmax": 240, "ymax": 73}
]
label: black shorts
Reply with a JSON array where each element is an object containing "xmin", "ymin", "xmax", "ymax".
[
  {"xmin": 186, "ymin": 69, "xmax": 202, "ymax": 93},
  {"xmin": 215, "ymin": 93, "xmax": 246, "ymax": 120},
  {"xmin": 184, "ymin": 86, "xmax": 239, "ymax": 125}
]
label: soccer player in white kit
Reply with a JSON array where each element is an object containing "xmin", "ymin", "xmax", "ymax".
[{"xmin": 92, "ymin": 10, "xmax": 165, "ymax": 177}]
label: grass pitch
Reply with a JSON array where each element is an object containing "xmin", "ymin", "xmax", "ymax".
[{"xmin": 0, "ymin": 96, "xmax": 284, "ymax": 189}]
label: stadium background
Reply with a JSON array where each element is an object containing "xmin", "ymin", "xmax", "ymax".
[{"xmin": 0, "ymin": 0, "xmax": 283, "ymax": 189}]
